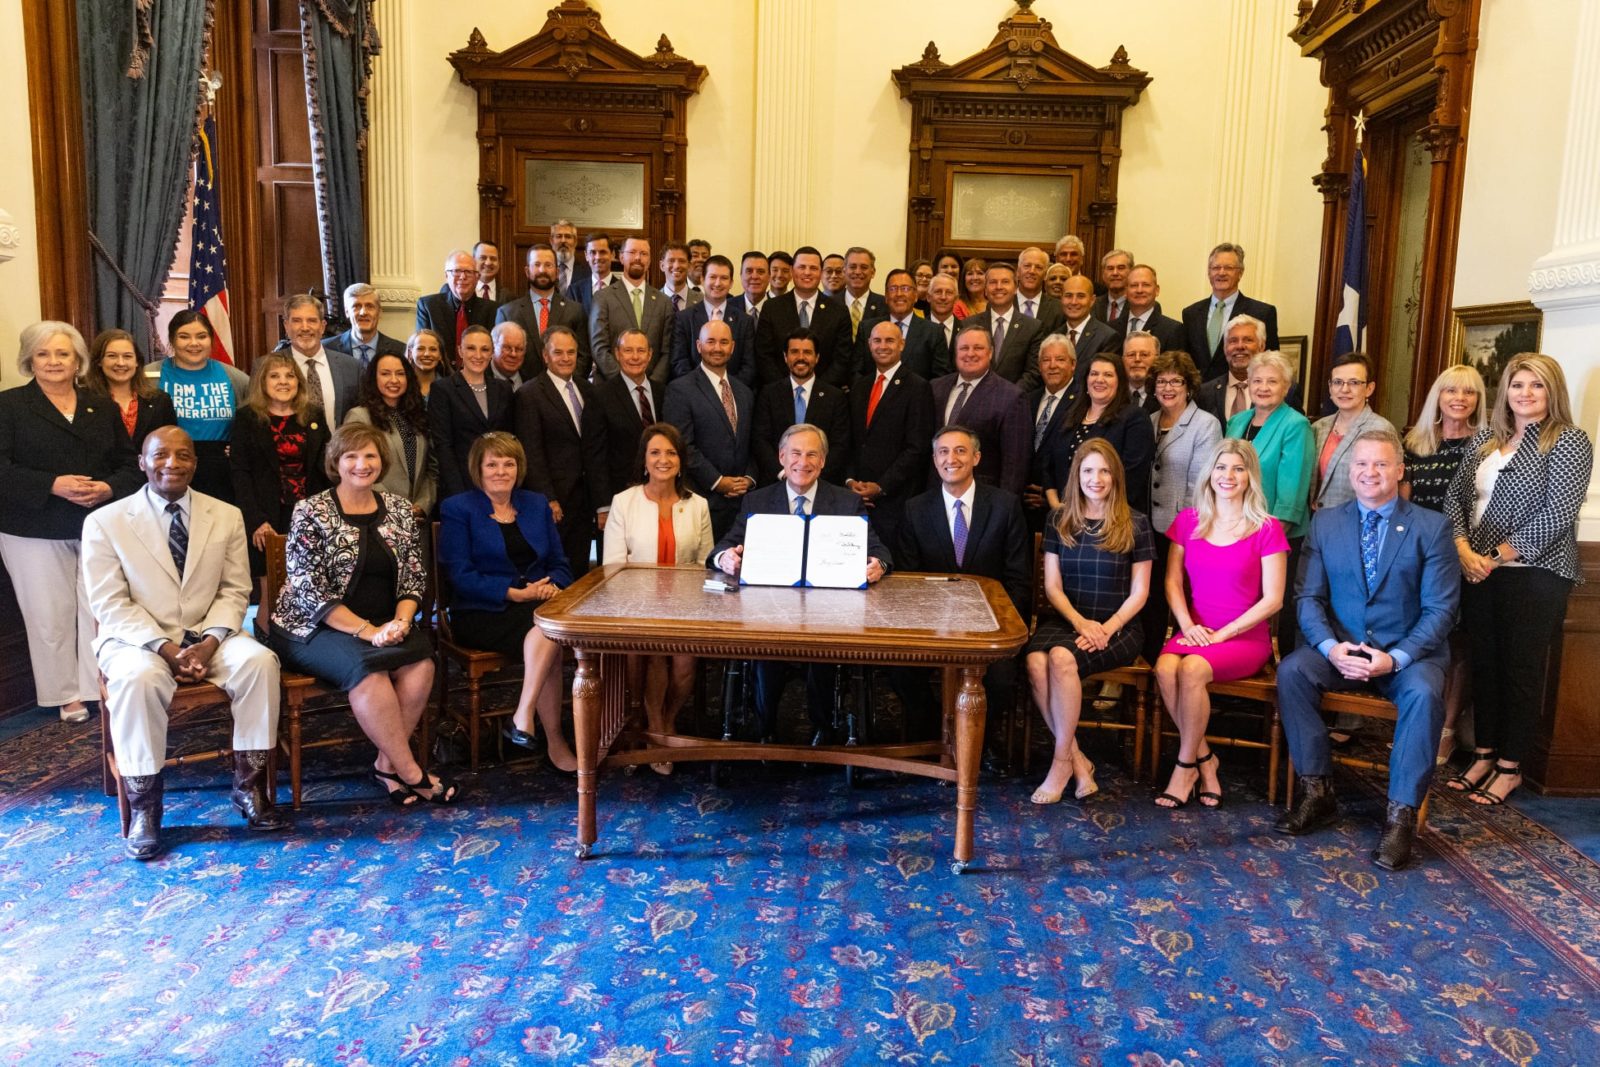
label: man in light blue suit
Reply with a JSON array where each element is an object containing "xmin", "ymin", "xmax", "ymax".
[{"xmin": 1275, "ymin": 428, "xmax": 1458, "ymax": 871}]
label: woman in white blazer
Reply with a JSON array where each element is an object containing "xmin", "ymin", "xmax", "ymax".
[
  {"xmin": 602, "ymin": 422, "xmax": 714, "ymax": 770},
  {"xmin": 1143, "ymin": 350, "xmax": 1223, "ymax": 663}
]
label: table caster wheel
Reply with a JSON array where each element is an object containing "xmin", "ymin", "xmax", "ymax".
[
  {"xmin": 950, "ymin": 859, "xmax": 969, "ymax": 875},
  {"xmin": 575, "ymin": 843, "xmax": 592, "ymax": 860}
]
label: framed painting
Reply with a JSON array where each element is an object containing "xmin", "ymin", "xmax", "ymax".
[{"xmin": 1450, "ymin": 301, "xmax": 1543, "ymax": 411}]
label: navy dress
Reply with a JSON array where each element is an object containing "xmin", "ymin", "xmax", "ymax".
[{"xmin": 1026, "ymin": 513, "xmax": 1155, "ymax": 674}]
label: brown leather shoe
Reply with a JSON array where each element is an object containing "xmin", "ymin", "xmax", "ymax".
[
  {"xmin": 1372, "ymin": 800, "xmax": 1418, "ymax": 871},
  {"xmin": 231, "ymin": 751, "xmax": 290, "ymax": 831},
  {"xmin": 123, "ymin": 773, "xmax": 164, "ymax": 860}
]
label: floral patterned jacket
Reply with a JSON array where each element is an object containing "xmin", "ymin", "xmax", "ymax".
[{"xmin": 271, "ymin": 489, "xmax": 427, "ymax": 641}]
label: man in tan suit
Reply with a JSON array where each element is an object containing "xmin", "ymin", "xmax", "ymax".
[{"xmin": 82, "ymin": 426, "xmax": 287, "ymax": 860}]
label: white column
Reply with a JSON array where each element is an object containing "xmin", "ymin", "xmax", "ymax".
[
  {"xmin": 750, "ymin": 0, "xmax": 815, "ymax": 249},
  {"xmin": 368, "ymin": 0, "xmax": 418, "ymax": 317},
  {"xmin": 1528, "ymin": 0, "xmax": 1600, "ymax": 539}
]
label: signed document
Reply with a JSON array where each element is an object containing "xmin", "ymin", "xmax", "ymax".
[
  {"xmin": 740, "ymin": 514, "xmax": 807, "ymax": 586},
  {"xmin": 803, "ymin": 515, "xmax": 869, "ymax": 589}
]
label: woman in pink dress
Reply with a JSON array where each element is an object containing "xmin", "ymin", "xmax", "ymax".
[{"xmin": 1153, "ymin": 439, "xmax": 1289, "ymax": 809}]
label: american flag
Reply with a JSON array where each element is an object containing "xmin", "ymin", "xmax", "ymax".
[{"xmin": 189, "ymin": 115, "xmax": 235, "ymax": 364}]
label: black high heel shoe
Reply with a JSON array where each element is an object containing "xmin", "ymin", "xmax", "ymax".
[
  {"xmin": 373, "ymin": 767, "xmax": 421, "ymax": 807},
  {"xmin": 1154, "ymin": 758, "xmax": 1198, "ymax": 809},
  {"xmin": 1195, "ymin": 750, "xmax": 1223, "ymax": 809}
]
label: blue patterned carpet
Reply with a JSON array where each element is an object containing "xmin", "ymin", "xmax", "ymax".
[{"xmin": 2, "ymin": 709, "xmax": 1598, "ymax": 1065}]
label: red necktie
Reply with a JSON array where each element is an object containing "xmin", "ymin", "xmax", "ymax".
[
  {"xmin": 865, "ymin": 372, "xmax": 887, "ymax": 427},
  {"xmin": 455, "ymin": 301, "xmax": 468, "ymax": 349},
  {"xmin": 538, "ymin": 298, "xmax": 549, "ymax": 333}
]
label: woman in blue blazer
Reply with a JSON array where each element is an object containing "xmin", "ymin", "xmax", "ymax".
[
  {"xmin": 1226, "ymin": 350, "xmax": 1314, "ymax": 648},
  {"xmin": 439, "ymin": 432, "xmax": 576, "ymax": 772}
]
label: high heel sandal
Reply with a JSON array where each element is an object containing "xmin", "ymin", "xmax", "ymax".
[
  {"xmin": 1195, "ymin": 750, "xmax": 1223, "ymax": 809},
  {"xmin": 1030, "ymin": 757, "xmax": 1074, "ymax": 805},
  {"xmin": 1154, "ymin": 758, "xmax": 1198, "ymax": 809},
  {"xmin": 1434, "ymin": 727, "xmax": 1457, "ymax": 767},
  {"xmin": 1446, "ymin": 750, "xmax": 1496, "ymax": 793},
  {"xmin": 1469, "ymin": 762, "xmax": 1522, "ymax": 806},
  {"xmin": 1072, "ymin": 748, "xmax": 1099, "ymax": 801},
  {"xmin": 373, "ymin": 767, "xmax": 421, "ymax": 807}
]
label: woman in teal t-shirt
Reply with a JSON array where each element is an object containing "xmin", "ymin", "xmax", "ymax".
[{"xmin": 154, "ymin": 309, "xmax": 249, "ymax": 502}]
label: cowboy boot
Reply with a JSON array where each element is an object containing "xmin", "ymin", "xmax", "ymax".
[
  {"xmin": 1274, "ymin": 774, "xmax": 1338, "ymax": 836},
  {"xmin": 1372, "ymin": 800, "xmax": 1419, "ymax": 871},
  {"xmin": 123, "ymin": 773, "xmax": 164, "ymax": 860},
  {"xmin": 231, "ymin": 750, "xmax": 290, "ymax": 831}
]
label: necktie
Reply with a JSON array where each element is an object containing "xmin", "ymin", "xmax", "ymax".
[
  {"xmin": 1361, "ymin": 510, "xmax": 1383, "ymax": 589},
  {"xmin": 559, "ymin": 264, "xmax": 570, "ymax": 293},
  {"xmin": 1110, "ymin": 299, "xmax": 1122, "ymax": 323},
  {"xmin": 866, "ymin": 372, "xmax": 887, "ymax": 427},
  {"xmin": 993, "ymin": 315, "xmax": 1007, "ymax": 355},
  {"xmin": 710, "ymin": 304, "xmax": 722, "ymax": 321},
  {"xmin": 793, "ymin": 494, "xmax": 808, "ymax": 517},
  {"xmin": 1034, "ymin": 394, "xmax": 1056, "ymax": 449},
  {"xmin": 798, "ymin": 300, "xmax": 812, "ymax": 329},
  {"xmin": 1230, "ymin": 381, "xmax": 1248, "ymax": 418},
  {"xmin": 636, "ymin": 383, "xmax": 654, "ymax": 425},
  {"xmin": 1023, "ymin": 299, "xmax": 1035, "ymax": 318},
  {"xmin": 719, "ymin": 376, "xmax": 738, "ymax": 430},
  {"xmin": 631, "ymin": 286, "xmax": 644, "ymax": 325},
  {"xmin": 455, "ymin": 301, "xmax": 468, "ymax": 347},
  {"xmin": 167, "ymin": 501, "xmax": 188, "ymax": 578},
  {"xmin": 1069, "ymin": 326, "xmax": 1080, "ymax": 351},
  {"xmin": 537, "ymin": 298, "xmax": 549, "ymax": 333},
  {"xmin": 896, "ymin": 318, "xmax": 908, "ymax": 337},
  {"xmin": 1131, "ymin": 316, "xmax": 1143, "ymax": 334},
  {"xmin": 943, "ymin": 320, "xmax": 952, "ymax": 349},
  {"xmin": 794, "ymin": 384, "xmax": 806, "ymax": 424},
  {"xmin": 952, "ymin": 499, "xmax": 968, "ymax": 567},
  {"xmin": 480, "ymin": 283, "xmax": 491, "ymax": 301},
  {"xmin": 565, "ymin": 380, "xmax": 584, "ymax": 431},
  {"xmin": 949, "ymin": 380, "xmax": 972, "ymax": 424},
  {"xmin": 750, "ymin": 302, "xmax": 761, "ymax": 329},
  {"xmin": 304, "ymin": 358, "xmax": 324, "ymax": 412},
  {"xmin": 1207, "ymin": 298, "xmax": 1226, "ymax": 354},
  {"xmin": 850, "ymin": 299, "xmax": 862, "ymax": 340},
  {"xmin": 357, "ymin": 344, "xmax": 371, "ymax": 367},
  {"xmin": 671, "ymin": 292, "xmax": 682, "ymax": 312}
]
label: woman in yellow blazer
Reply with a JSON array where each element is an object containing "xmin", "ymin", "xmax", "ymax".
[{"xmin": 602, "ymin": 423, "xmax": 714, "ymax": 770}]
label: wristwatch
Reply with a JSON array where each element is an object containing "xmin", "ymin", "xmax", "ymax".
[{"xmin": 1487, "ymin": 546, "xmax": 1503, "ymax": 562}]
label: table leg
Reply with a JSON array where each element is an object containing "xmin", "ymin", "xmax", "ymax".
[
  {"xmin": 573, "ymin": 648, "xmax": 601, "ymax": 859},
  {"xmin": 952, "ymin": 665, "xmax": 986, "ymax": 873}
]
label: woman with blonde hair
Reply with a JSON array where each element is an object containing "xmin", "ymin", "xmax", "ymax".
[
  {"xmin": 1152, "ymin": 438, "xmax": 1289, "ymax": 809},
  {"xmin": 1023, "ymin": 439, "xmax": 1154, "ymax": 805},
  {"xmin": 1444, "ymin": 353, "xmax": 1592, "ymax": 805},
  {"xmin": 230, "ymin": 352, "xmax": 330, "ymax": 577},
  {"xmin": 961, "ymin": 257, "xmax": 989, "ymax": 317}
]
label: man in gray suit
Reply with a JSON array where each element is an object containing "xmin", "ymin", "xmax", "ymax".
[
  {"xmin": 283, "ymin": 293, "xmax": 360, "ymax": 422},
  {"xmin": 592, "ymin": 236, "xmax": 673, "ymax": 383},
  {"xmin": 497, "ymin": 243, "xmax": 592, "ymax": 379}
]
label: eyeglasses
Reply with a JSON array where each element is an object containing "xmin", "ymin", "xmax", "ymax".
[
  {"xmin": 1329, "ymin": 378, "xmax": 1368, "ymax": 389},
  {"xmin": 447, "ymin": 268, "xmax": 479, "ymax": 277},
  {"xmin": 1153, "ymin": 377, "xmax": 1187, "ymax": 388}
]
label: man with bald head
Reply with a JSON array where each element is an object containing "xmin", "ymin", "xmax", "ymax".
[
  {"xmin": 82, "ymin": 426, "xmax": 288, "ymax": 860},
  {"xmin": 415, "ymin": 249, "xmax": 498, "ymax": 364},
  {"xmin": 663, "ymin": 318, "xmax": 757, "ymax": 539},
  {"xmin": 1059, "ymin": 273, "xmax": 1120, "ymax": 388}
]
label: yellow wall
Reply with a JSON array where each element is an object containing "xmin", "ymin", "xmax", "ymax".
[
  {"xmin": 378, "ymin": 0, "xmax": 1328, "ymax": 342},
  {"xmin": 0, "ymin": 0, "xmax": 45, "ymax": 387}
]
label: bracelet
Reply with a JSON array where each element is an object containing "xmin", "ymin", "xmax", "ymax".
[{"xmin": 354, "ymin": 621, "xmax": 371, "ymax": 638}]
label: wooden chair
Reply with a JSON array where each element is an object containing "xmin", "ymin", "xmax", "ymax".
[
  {"xmin": 1012, "ymin": 532, "xmax": 1151, "ymax": 778},
  {"xmin": 1285, "ymin": 689, "xmax": 1431, "ymax": 827},
  {"xmin": 1148, "ymin": 664, "xmax": 1284, "ymax": 804},
  {"xmin": 430, "ymin": 521, "xmax": 516, "ymax": 770},
  {"xmin": 260, "ymin": 530, "xmax": 434, "ymax": 809}
]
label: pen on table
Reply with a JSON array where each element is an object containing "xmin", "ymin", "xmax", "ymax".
[{"xmin": 922, "ymin": 576, "xmax": 960, "ymax": 582}]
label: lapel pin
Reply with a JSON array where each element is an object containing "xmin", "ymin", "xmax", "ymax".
[{"xmin": 1395, "ymin": 525, "xmax": 1405, "ymax": 532}]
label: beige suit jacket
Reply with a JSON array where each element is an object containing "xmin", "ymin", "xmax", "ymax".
[
  {"xmin": 82, "ymin": 487, "xmax": 252, "ymax": 654},
  {"xmin": 601, "ymin": 484, "xmax": 714, "ymax": 566}
]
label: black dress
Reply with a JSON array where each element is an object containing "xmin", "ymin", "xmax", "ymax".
[
  {"xmin": 450, "ymin": 519, "xmax": 542, "ymax": 656},
  {"xmin": 1026, "ymin": 514, "xmax": 1155, "ymax": 675}
]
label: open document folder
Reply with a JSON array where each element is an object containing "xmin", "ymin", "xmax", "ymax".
[{"xmin": 739, "ymin": 513, "xmax": 870, "ymax": 589}]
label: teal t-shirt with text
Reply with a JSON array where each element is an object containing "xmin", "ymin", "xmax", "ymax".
[{"xmin": 159, "ymin": 359, "xmax": 237, "ymax": 441}]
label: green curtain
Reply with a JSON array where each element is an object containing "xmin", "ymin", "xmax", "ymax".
[
  {"xmin": 77, "ymin": 0, "xmax": 210, "ymax": 354},
  {"xmin": 299, "ymin": 0, "xmax": 380, "ymax": 299}
]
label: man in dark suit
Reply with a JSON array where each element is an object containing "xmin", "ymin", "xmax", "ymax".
[
  {"xmin": 752, "ymin": 329, "xmax": 851, "ymax": 485},
  {"xmin": 1091, "ymin": 248, "xmax": 1135, "ymax": 326},
  {"xmin": 964, "ymin": 262, "xmax": 1042, "ymax": 392},
  {"xmin": 497, "ymin": 244, "xmax": 593, "ymax": 379},
  {"xmin": 283, "ymin": 293, "xmax": 361, "ymax": 422},
  {"xmin": 1023, "ymin": 333, "xmax": 1078, "ymax": 530},
  {"xmin": 820, "ymin": 253, "xmax": 846, "ymax": 299},
  {"xmin": 490, "ymin": 322, "xmax": 532, "ymax": 391},
  {"xmin": 591, "ymin": 328, "xmax": 665, "ymax": 511},
  {"xmin": 1059, "ymin": 274, "xmax": 1120, "ymax": 388},
  {"xmin": 846, "ymin": 320, "xmax": 936, "ymax": 554},
  {"xmin": 336, "ymin": 283, "xmax": 406, "ymax": 368},
  {"xmin": 550, "ymin": 218, "xmax": 583, "ymax": 296},
  {"xmin": 711, "ymin": 423, "xmax": 891, "ymax": 742},
  {"xmin": 1181, "ymin": 241, "xmax": 1280, "ymax": 380},
  {"xmin": 853, "ymin": 268, "xmax": 949, "ymax": 380},
  {"xmin": 662, "ymin": 319, "xmax": 756, "ymax": 540},
  {"xmin": 471, "ymin": 241, "xmax": 506, "ymax": 306},
  {"xmin": 659, "ymin": 241, "xmax": 703, "ymax": 314},
  {"xmin": 416, "ymin": 250, "xmax": 498, "ymax": 365},
  {"xmin": 840, "ymin": 247, "xmax": 889, "ymax": 345},
  {"xmin": 767, "ymin": 251, "xmax": 793, "ymax": 298},
  {"xmin": 592, "ymin": 236, "xmax": 674, "ymax": 383},
  {"xmin": 1118, "ymin": 265, "xmax": 1185, "ymax": 352},
  {"xmin": 732, "ymin": 251, "xmax": 770, "ymax": 330},
  {"xmin": 895, "ymin": 426, "xmax": 1030, "ymax": 745},
  {"xmin": 512, "ymin": 326, "xmax": 602, "ymax": 577},
  {"xmin": 754, "ymin": 246, "xmax": 853, "ymax": 389},
  {"xmin": 1015, "ymin": 247, "xmax": 1067, "ymax": 337},
  {"xmin": 1121, "ymin": 331, "xmax": 1163, "ymax": 413},
  {"xmin": 566, "ymin": 232, "xmax": 614, "ymax": 319},
  {"xmin": 671, "ymin": 255, "xmax": 756, "ymax": 384},
  {"xmin": 1275, "ymin": 430, "xmax": 1458, "ymax": 870},
  {"xmin": 930, "ymin": 325, "xmax": 1031, "ymax": 498},
  {"xmin": 924, "ymin": 273, "xmax": 962, "ymax": 367}
]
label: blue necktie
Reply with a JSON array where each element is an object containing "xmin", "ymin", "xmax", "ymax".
[
  {"xmin": 793, "ymin": 495, "xmax": 808, "ymax": 517},
  {"xmin": 1361, "ymin": 510, "xmax": 1382, "ymax": 589},
  {"xmin": 358, "ymin": 344, "xmax": 372, "ymax": 366},
  {"xmin": 952, "ymin": 499, "xmax": 968, "ymax": 567},
  {"xmin": 1034, "ymin": 394, "xmax": 1056, "ymax": 449},
  {"xmin": 794, "ymin": 385, "xmax": 806, "ymax": 424}
]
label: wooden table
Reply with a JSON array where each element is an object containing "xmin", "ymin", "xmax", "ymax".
[{"xmin": 535, "ymin": 565, "xmax": 1029, "ymax": 872}]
